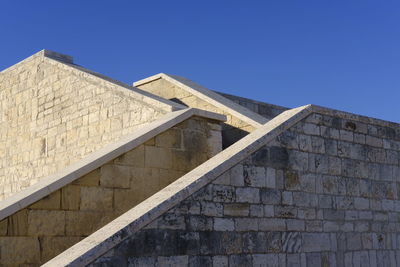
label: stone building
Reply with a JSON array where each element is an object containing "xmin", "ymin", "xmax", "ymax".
[{"xmin": 0, "ymin": 50, "xmax": 399, "ymax": 266}]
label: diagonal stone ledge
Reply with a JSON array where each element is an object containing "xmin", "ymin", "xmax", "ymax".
[
  {"xmin": 0, "ymin": 108, "xmax": 226, "ymax": 221},
  {"xmin": 43, "ymin": 104, "xmax": 313, "ymax": 267}
]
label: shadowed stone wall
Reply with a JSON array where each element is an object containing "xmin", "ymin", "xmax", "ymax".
[
  {"xmin": 0, "ymin": 116, "xmax": 222, "ymax": 266},
  {"xmin": 136, "ymin": 78, "xmax": 256, "ymax": 148},
  {"xmin": 91, "ymin": 112, "xmax": 400, "ymax": 267},
  {"xmin": 0, "ymin": 54, "xmax": 168, "ymax": 199}
]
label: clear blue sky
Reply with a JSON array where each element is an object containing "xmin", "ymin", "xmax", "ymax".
[{"xmin": 1, "ymin": 1, "xmax": 399, "ymax": 123}]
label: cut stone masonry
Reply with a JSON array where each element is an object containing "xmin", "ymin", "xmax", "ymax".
[{"xmin": 0, "ymin": 50, "xmax": 399, "ymax": 267}]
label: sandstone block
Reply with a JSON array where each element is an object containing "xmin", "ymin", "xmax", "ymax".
[
  {"xmin": 100, "ymin": 164, "xmax": 131, "ymax": 188},
  {"xmin": 8, "ymin": 209, "xmax": 28, "ymax": 236},
  {"xmin": 27, "ymin": 210, "xmax": 65, "ymax": 236},
  {"xmin": 40, "ymin": 236, "xmax": 82, "ymax": 263},
  {"xmin": 65, "ymin": 211, "xmax": 115, "ymax": 236},
  {"xmin": 145, "ymin": 146, "xmax": 173, "ymax": 169},
  {"xmin": 113, "ymin": 145, "xmax": 145, "ymax": 167},
  {"xmin": 80, "ymin": 186, "xmax": 113, "ymax": 211},
  {"xmin": 0, "ymin": 236, "xmax": 40, "ymax": 264},
  {"xmin": 73, "ymin": 169, "xmax": 100, "ymax": 186},
  {"xmin": 30, "ymin": 190, "xmax": 61, "ymax": 210},
  {"xmin": 61, "ymin": 185, "xmax": 81, "ymax": 210},
  {"xmin": 155, "ymin": 128, "xmax": 182, "ymax": 149}
]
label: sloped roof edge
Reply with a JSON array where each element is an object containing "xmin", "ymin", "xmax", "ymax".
[
  {"xmin": 1, "ymin": 50, "xmax": 186, "ymax": 112},
  {"xmin": 134, "ymin": 73, "xmax": 269, "ymax": 127},
  {"xmin": 44, "ymin": 104, "xmax": 313, "ymax": 267},
  {"xmin": 0, "ymin": 108, "xmax": 226, "ymax": 221}
]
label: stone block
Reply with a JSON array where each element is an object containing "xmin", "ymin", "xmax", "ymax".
[
  {"xmin": 259, "ymin": 218, "xmax": 286, "ymax": 231},
  {"xmin": 73, "ymin": 169, "xmax": 100, "ymax": 186},
  {"xmin": 252, "ymin": 254, "xmax": 279, "ymax": 267},
  {"xmin": 27, "ymin": 210, "xmax": 65, "ymax": 236},
  {"xmin": 183, "ymin": 130, "xmax": 207, "ymax": 152},
  {"xmin": 288, "ymin": 150, "xmax": 308, "ymax": 171},
  {"xmin": 223, "ymin": 203, "xmax": 249, "ymax": 217},
  {"xmin": 230, "ymin": 164, "xmax": 244, "ymax": 186},
  {"xmin": 250, "ymin": 204, "xmax": 264, "ymax": 217},
  {"xmin": 235, "ymin": 218, "xmax": 259, "ymax": 231},
  {"xmin": 293, "ymin": 192, "xmax": 317, "ymax": 207},
  {"xmin": 286, "ymin": 219, "xmax": 305, "ymax": 231},
  {"xmin": 213, "ymin": 256, "xmax": 228, "ymax": 267},
  {"xmin": 30, "ymin": 190, "xmax": 61, "ymax": 210},
  {"xmin": 0, "ymin": 236, "xmax": 40, "ymax": 264},
  {"xmin": 243, "ymin": 165, "xmax": 266, "ymax": 187},
  {"xmin": 65, "ymin": 211, "xmax": 115, "ymax": 236},
  {"xmin": 157, "ymin": 256, "xmax": 188, "ymax": 266},
  {"xmin": 188, "ymin": 216, "xmax": 213, "ymax": 231},
  {"xmin": 214, "ymin": 218, "xmax": 234, "ymax": 231},
  {"xmin": 100, "ymin": 164, "xmax": 131, "ymax": 188},
  {"xmin": 261, "ymin": 188, "xmax": 281, "ymax": 204},
  {"xmin": 40, "ymin": 236, "xmax": 82, "ymax": 263},
  {"xmin": 201, "ymin": 201, "xmax": 223, "ymax": 217},
  {"xmin": 80, "ymin": 186, "xmax": 113, "ymax": 211},
  {"xmin": 114, "ymin": 188, "xmax": 142, "ymax": 213},
  {"xmin": 236, "ymin": 187, "xmax": 260, "ymax": 203},
  {"xmin": 155, "ymin": 128, "xmax": 182, "ymax": 149},
  {"xmin": 302, "ymin": 233, "xmax": 331, "ymax": 252},
  {"xmin": 266, "ymin": 167, "xmax": 276, "ymax": 188},
  {"xmin": 299, "ymin": 134, "xmax": 312, "ymax": 152},
  {"xmin": 8, "ymin": 209, "xmax": 28, "ymax": 236},
  {"xmin": 61, "ymin": 185, "xmax": 81, "ymax": 210},
  {"xmin": 0, "ymin": 219, "xmax": 7, "ymax": 236},
  {"xmin": 113, "ymin": 145, "xmax": 145, "ymax": 167},
  {"xmin": 145, "ymin": 146, "xmax": 173, "ymax": 169},
  {"xmin": 212, "ymin": 185, "xmax": 235, "ymax": 202}
]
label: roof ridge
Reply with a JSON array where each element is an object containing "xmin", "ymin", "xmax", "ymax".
[{"xmin": 134, "ymin": 73, "xmax": 269, "ymax": 127}]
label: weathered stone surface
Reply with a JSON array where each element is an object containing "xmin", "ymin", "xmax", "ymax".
[
  {"xmin": 100, "ymin": 164, "xmax": 131, "ymax": 188},
  {"xmin": 80, "ymin": 187, "xmax": 113, "ymax": 211},
  {"xmin": 0, "ymin": 237, "xmax": 40, "ymax": 264},
  {"xmin": 40, "ymin": 236, "xmax": 82, "ymax": 263},
  {"xmin": 30, "ymin": 190, "xmax": 61, "ymax": 210},
  {"xmin": 61, "ymin": 185, "xmax": 81, "ymax": 210},
  {"xmin": 27, "ymin": 210, "xmax": 65, "ymax": 236}
]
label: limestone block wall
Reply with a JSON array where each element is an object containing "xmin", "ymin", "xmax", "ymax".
[
  {"xmin": 0, "ymin": 53, "xmax": 170, "ymax": 199},
  {"xmin": 0, "ymin": 116, "xmax": 222, "ymax": 266},
  {"xmin": 219, "ymin": 92, "xmax": 288, "ymax": 120},
  {"xmin": 91, "ymin": 112, "xmax": 400, "ymax": 266},
  {"xmin": 136, "ymin": 78, "xmax": 257, "ymax": 148}
]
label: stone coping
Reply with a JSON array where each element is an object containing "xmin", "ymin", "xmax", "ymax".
[
  {"xmin": 44, "ymin": 104, "xmax": 313, "ymax": 266},
  {"xmin": 1, "ymin": 50, "xmax": 186, "ymax": 113},
  {"xmin": 134, "ymin": 73, "xmax": 269, "ymax": 127},
  {"xmin": 0, "ymin": 108, "xmax": 226, "ymax": 221}
]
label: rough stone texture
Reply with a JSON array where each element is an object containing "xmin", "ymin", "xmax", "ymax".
[
  {"xmin": 218, "ymin": 92, "xmax": 288, "ymax": 120},
  {"xmin": 0, "ymin": 52, "xmax": 171, "ymax": 200},
  {"xmin": 91, "ymin": 112, "xmax": 400, "ymax": 267},
  {"xmin": 0, "ymin": 116, "xmax": 222, "ymax": 266},
  {"xmin": 136, "ymin": 77, "xmax": 256, "ymax": 148}
]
